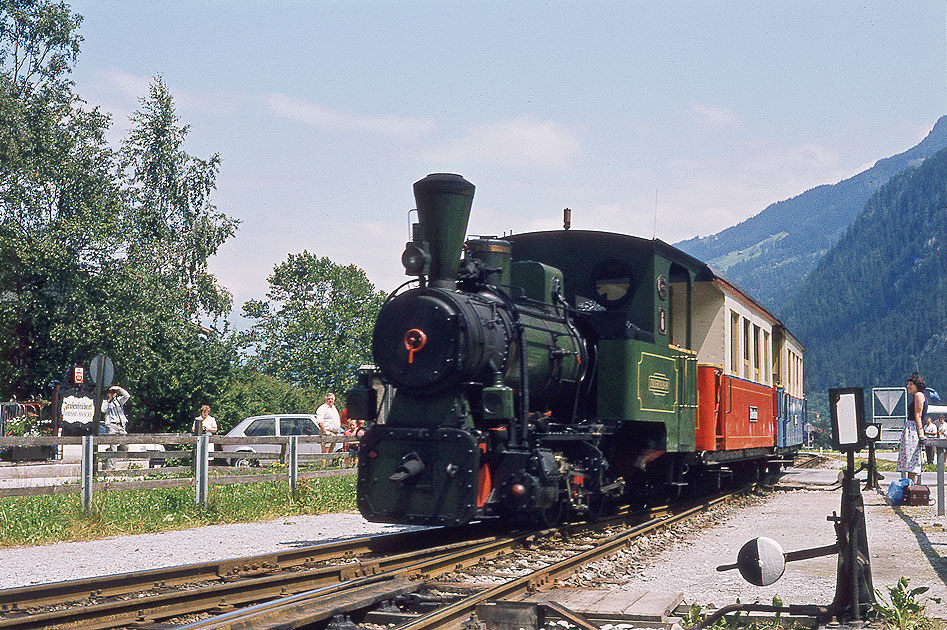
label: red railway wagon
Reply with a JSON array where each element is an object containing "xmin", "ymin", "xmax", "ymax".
[{"xmin": 685, "ymin": 272, "xmax": 804, "ymax": 460}]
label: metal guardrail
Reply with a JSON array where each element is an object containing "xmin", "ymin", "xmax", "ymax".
[
  {"xmin": 920, "ymin": 439, "xmax": 947, "ymax": 517},
  {"xmin": 0, "ymin": 434, "xmax": 357, "ymax": 512}
]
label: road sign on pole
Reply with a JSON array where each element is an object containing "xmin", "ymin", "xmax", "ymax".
[
  {"xmin": 872, "ymin": 387, "xmax": 907, "ymax": 444},
  {"xmin": 89, "ymin": 354, "xmax": 114, "ymax": 389}
]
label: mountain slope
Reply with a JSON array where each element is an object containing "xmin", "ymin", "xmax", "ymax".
[
  {"xmin": 676, "ymin": 117, "xmax": 947, "ymax": 312},
  {"xmin": 780, "ymin": 145, "xmax": 947, "ymax": 398}
]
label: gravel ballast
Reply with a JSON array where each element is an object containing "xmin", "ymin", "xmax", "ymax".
[
  {"xmin": 0, "ymin": 514, "xmax": 420, "ymax": 590},
  {"xmin": 1, "ymin": 466, "xmax": 945, "ymax": 620}
]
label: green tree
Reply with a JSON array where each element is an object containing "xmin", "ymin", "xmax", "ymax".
[
  {"xmin": 242, "ymin": 252, "xmax": 386, "ymax": 398},
  {"xmin": 120, "ymin": 76, "xmax": 238, "ymax": 319},
  {"xmin": 213, "ymin": 369, "xmax": 320, "ymax": 432},
  {"xmin": 0, "ymin": 0, "xmax": 123, "ymax": 398},
  {"xmin": 107, "ymin": 77, "xmax": 241, "ymax": 430},
  {"xmin": 0, "ymin": 1, "xmax": 242, "ymax": 431}
]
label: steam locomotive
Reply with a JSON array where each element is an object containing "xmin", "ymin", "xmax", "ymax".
[{"xmin": 349, "ymin": 174, "xmax": 804, "ymax": 527}]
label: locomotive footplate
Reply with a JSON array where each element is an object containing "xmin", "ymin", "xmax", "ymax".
[{"xmin": 357, "ymin": 425, "xmax": 480, "ymax": 527}]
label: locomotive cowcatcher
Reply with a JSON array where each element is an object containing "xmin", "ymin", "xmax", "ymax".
[{"xmin": 348, "ymin": 174, "xmax": 804, "ymax": 527}]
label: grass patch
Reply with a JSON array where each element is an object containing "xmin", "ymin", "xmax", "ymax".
[{"xmin": 0, "ymin": 475, "xmax": 357, "ymax": 548}]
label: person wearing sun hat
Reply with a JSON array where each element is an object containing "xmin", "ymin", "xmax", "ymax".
[{"xmin": 101, "ymin": 385, "xmax": 130, "ymax": 470}]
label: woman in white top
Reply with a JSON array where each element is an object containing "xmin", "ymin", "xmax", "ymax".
[{"xmin": 194, "ymin": 405, "xmax": 218, "ymax": 435}]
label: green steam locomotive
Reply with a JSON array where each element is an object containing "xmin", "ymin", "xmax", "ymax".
[{"xmin": 349, "ymin": 173, "xmax": 804, "ymax": 527}]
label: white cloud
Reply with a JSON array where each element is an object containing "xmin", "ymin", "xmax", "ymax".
[
  {"xmin": 92, "ymin": 68, "xmax": 153, "ymax": 103},
  {"xmin": 428, "ymin": 115, "xmax": 581, "ymax": 168},
  {"xmin": 691, "ymin": 103, "xmax": 740, "ymax": 128},
  {"xmin": 263, "ymin": 93, "xmax": 435, "ymax": 140}
]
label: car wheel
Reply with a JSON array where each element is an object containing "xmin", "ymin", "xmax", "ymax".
[{"xmin": 233, "ymin": 456, "xmax": 254, "ymax": 469}]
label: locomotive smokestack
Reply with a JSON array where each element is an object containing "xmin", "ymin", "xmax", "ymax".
[{"xmin": 413, "ymin": 173, "xmax": 475, "ymax": 289}]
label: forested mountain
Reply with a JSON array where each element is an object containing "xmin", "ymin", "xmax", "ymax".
[
  {"xmin": 676, "ymin": 117, "xmax": 947, "ymax": 312},
  {"xmin": 780, "ymin": 146, "xmax": 947, "ymax": 399}
]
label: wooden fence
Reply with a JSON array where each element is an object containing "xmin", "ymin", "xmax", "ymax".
[{"xmin": 0, "ymin": 434, "xmax": 356, "ymax": 504}]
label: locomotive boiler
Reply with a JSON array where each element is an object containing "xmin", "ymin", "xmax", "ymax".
[{"xmin": 351, "ymin": 173, "xmax": 804, "ymax": 527}]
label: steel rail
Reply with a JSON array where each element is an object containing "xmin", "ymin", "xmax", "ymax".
[
  {"xmin": 174, "ymin": 491, "xmax": 741, "ymax": 630},
  {"xmin": 0, "ymin": 523, "xmax": 498, "ymax": 611},
  {"xmin": 0, "ymin": 530, "xmax": 514, "ymax": 630},
  {"xmin": 397, "ymin": 493, "xmax": 736, "ymax": 630},
  {"xmin": 172, "ymin": 530, "xmax": 546, "ymax": 629},
  {"xmin": 0, "ymin": 490, "xmax": 745, "ymax": 629}
]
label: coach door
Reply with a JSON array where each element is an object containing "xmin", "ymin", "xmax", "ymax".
[{"xmin": 676, "ymin": 350, "xmax": 697, "ymax": 451}]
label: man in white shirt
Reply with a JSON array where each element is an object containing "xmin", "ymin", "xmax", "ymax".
[{"xmin": 316, "ymin": 392, "xmax": 341, "ymax": 466}]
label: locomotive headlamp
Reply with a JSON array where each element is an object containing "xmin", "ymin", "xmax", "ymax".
[{"xmin": 401, "ymin": 241, "xmax": 430, "ymax": 276}]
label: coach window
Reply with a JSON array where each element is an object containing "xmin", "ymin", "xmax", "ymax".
[
  {"xmin": 795, "ymin": 354, "xmax": 803, "ymax": 396},
  {"xmin": 730, "ymin": 311, "xmax": 740, "ymax": 376},
  {"xmin": 786, "ymin": 352, "xmax": 793, "ymax": 395},
  {"xmin": 743, "ymin": 319, "xmax": 751, "ymax": 378},
  {"xmin": 753, "ymin": 324, "xmax": 761, "ymax": 382},
  {"xmin": 763, "ymin": 331, "xmax": 771, "ymax": 385}
]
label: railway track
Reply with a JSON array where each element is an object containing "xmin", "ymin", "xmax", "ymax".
[
  {"xmin": 0, "ymin": 488, "xmax": 754, "ymax": 630},
  {"xmin": 794, "ymin": 453, "xmax": 832, "ymax": 469}
]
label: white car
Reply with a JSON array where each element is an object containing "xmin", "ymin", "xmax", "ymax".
[{"xmin": 218, "ymin": 414, "xmax": 339, "ymax": 467}]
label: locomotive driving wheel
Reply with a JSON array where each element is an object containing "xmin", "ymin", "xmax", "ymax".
[
  {"xmin": 586, "ymin": 491, "xmax": 613, "ymax": 522},
  {"xmin": 534, "ymin": 480, "xmax": 567, "ymax": 529}
]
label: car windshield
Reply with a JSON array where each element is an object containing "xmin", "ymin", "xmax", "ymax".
[
  {"xmin": 244, "ymin": 417, "xmax": 276, "ymax": 436},
  {"xmin": 280, "ymin": 417, "xmax": 317, "ymax": 436}
]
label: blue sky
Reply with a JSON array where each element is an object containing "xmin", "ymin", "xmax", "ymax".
[{"xmin": 68, "ymin": 1, "xmax": 946, "ymax": 314}]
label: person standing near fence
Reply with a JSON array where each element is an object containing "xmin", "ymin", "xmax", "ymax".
[
  {"xmin": 101, "ymin": 386, "xmax": 130, "ymax": 470},
  {"xmin": 316, "ymin": 392, "xmax": 341, "ymax": 467},
  {"xmin": 193, "ymin": 405, "xmax": 218, "ymax": 435},
  {"xmin": 924, "ymin": 416, "xmax": 938, "ymax": 463},
  {"xmin": 193, "ymin": 405, "xmax": 218, "ymax": 453}
]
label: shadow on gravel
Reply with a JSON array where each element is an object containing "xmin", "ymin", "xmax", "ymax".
[{"xmin": 890, "ymin": 502, "xmax": 947, "ymax": 587}]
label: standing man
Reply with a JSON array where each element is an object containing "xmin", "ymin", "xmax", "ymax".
[
  {"xmin": 316, "ymin": 392, "xmax": 341, "ymax": 467},
  {"xmin": 101, "ymin": 386, "xmax": 130, "ymax": 470},
  {"xmin": 924, "ymin": 416, "xmax": 938, "ymax": 463}
]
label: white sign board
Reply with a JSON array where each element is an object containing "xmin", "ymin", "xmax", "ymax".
[{"xmin": 61, "ymin": 395, "xmax": 94, "ymax": 424}]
